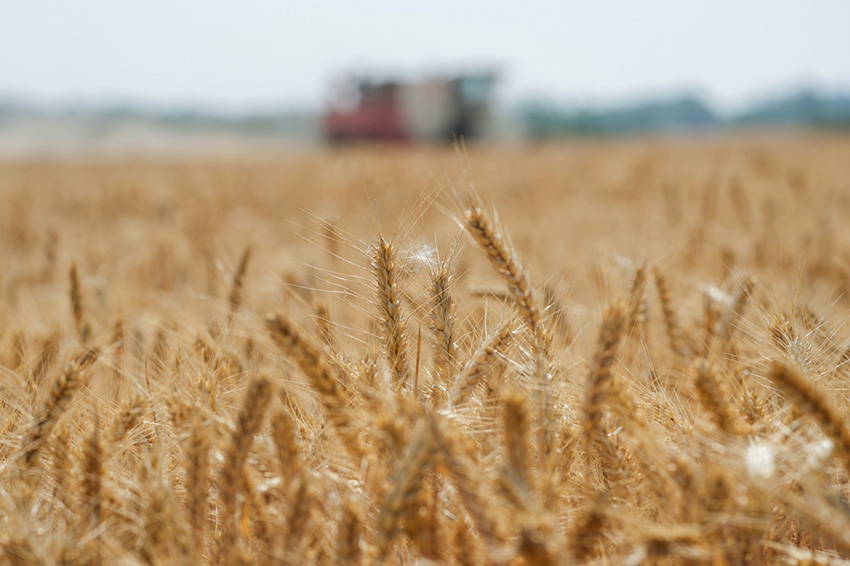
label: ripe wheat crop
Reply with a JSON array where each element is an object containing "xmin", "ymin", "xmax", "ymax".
[{"xmin": 1, "ymin": 135, "xmax": 850, "ymax": 564}]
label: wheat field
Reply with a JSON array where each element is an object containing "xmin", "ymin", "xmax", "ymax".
[{"xmin": 1, "ymin": 134, "xmax": 850, "ymax": 565}]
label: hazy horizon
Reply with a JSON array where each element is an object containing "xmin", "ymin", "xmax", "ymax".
[{"xmin": 2, "ymin": 1, "xmax": 849, "ymax": 114}]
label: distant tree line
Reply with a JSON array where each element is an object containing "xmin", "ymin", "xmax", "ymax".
[{"xmin": 521, "ymin": 90, "xmax": 850, "ymax": 137}]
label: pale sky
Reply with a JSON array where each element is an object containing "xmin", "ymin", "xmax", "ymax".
[{"xmin": 1, "ymin": 0, "xmax": 849, "ymax": 112}]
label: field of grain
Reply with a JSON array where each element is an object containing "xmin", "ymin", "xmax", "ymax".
[{"xmin": 1, "ymin": 134, "xmax": 850, "ymax": 565}]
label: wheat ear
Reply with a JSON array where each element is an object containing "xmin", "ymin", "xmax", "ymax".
[
  {"xmin": 430, "ymin": 414, "xmax": 502, "ymax": 544},
  {"xmin": 337, "ymin": 493, "xmax": 364, "ymax": 566},
  {"xmin": 462, "ymin": 207, "xmax": 541, "ymax": 335},
  {"xmin": 227, "ymin": 245, "xmax": 252, "ymax": 324},
  {"xmin": 270, "ymin": 406, "xmax": 301, "ymax": 488},
  {"xmin": 626, "ymin": 263, "xmax": 648, "ymax": 333},
  {"xmin": 462, "ymin": 206, "xmax": 553, "ymax": 461},
  {"xmin": 502, "ymin": 386, "xmax": 534, "ymax": 492},
  {"xmin": 81, "ymin": 413, "xmax": 103, "ymax": 525},
  {"xmin": 108, "ymin": 394, "xmax": 146, "ymax": 446},
  {"xmin": 266, "ymin": 313, "xmax": 363, "ymax": 459},
  {"xmin": 217, "ymin": 375, "xmax": 273, "ymax": 563},
  {"xmin": 69, "ymin": 262, "xmax": 91, "ymax": 343},
  {"xmin": 372, "ymin": 236, "xmax": 411, "ymax": 392},
  {"xmin": 583, "ymin": 301, "xmax": 627, "ymax": 455},
  {"xmin": 653, "ymin": 266, "xmax": 685, "ymax": 359},
  {"xmin": 451, "ymin": 318, "xmax": 515, "ymax": 406},
  {"xmin": 694, "ymin": 359, "xmax": 743, "ymax": 435},
  {"xmin": 429, "ymin": 259, "xmax": 458, "ymax": 387},
  {"xmin": 768, "ymin": 361, "xmax": 850, "ymax": 468},
  {"xmin": 23, "ymin": 360, "xmax": 90, "ymax": 467},
  {"xmin": 374, "ymin": 419, "xmax": 437, "ymax": 563}
]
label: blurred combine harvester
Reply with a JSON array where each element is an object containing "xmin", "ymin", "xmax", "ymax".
[{"xmin": 323, "ymin": 72, "xmax": 497, "ymax": 143}]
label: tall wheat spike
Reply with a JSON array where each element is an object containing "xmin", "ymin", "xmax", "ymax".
[
  {"xmin": 583, "ymin": 301, "xmax": 627, "ymax": 456},
  {"xmin": 69, "ymin": 262, "xmax": 92, "ymax": 343},
  {"xmin": 428, "ymin": 258, "xmax": 458, "ymax": 387},
  {"xmin": 653, "ymin": 266, "xmax": 685, "ymax": 359},
  {"xmin": 227, "ymin": 245, "xmax": 252, "ymax": 324},
  {"xmin": 372, "ymin": 236, "xmax": 411, "ymax": 392},
  {"xmin": 462, "ymin": 205, "xmax": 554, "ymax": 461}
]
